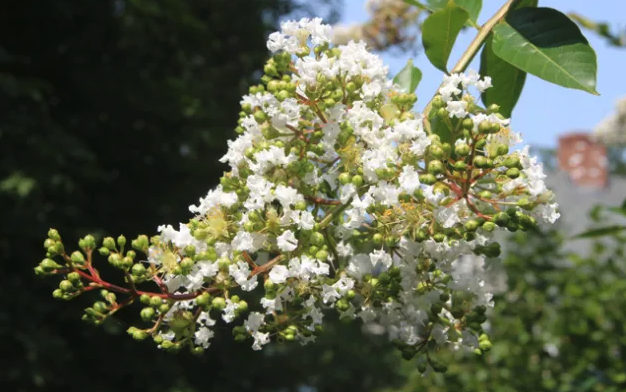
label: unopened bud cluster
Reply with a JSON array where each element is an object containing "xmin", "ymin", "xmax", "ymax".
[{"xmin": 35, "ymin": 18, "xmax": 559, "ymax": 372}]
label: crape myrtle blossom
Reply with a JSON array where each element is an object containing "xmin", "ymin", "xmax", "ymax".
[
  {"xmin": 37, "ymin": 18, "xmax": 559, "ymax": 371},
  {"xmin": 592, "ymin": 95, "xmax": 626, "ymax": 145}
]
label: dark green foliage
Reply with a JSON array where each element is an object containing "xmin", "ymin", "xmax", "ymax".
[{"xmin": 0, "ymin": 1, "xmax": 405, "ymax": 391}]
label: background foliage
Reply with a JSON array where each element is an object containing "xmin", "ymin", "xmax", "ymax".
[{"xmin": 0, "ymin": 1, "xmax": 405, "ymax": 392}]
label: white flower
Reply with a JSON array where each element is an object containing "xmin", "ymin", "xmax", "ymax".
[
  {"xmin": 277, "ymin": 230, "xmax": 298, "ymax": 252},
  {"xmin": 268, "ymin": 265, "xmax": 290, "ymax": 284}
]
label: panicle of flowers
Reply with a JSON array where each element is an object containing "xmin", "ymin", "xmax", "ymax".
[
  {"xmin": 35, "ymin": 18, "xmax": 559, "ymax": 372},
  {"xmin": 592, "ymin": 96, "xmax": 626, "ymax": 145},
  {"xmin": 331, "ymin": 0, "xmax": 423, "ymax": 51}
]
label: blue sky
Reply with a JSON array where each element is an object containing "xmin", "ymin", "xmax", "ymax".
[{"xmin": 338, "ymin": 0, "xmax": 626, "ymax": 147}]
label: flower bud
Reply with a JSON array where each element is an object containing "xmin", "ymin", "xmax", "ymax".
[
  {"xmin": 212, "ymin": 297, "xmax": 226, "ymax": 311},
  {"xmin": 454, "ymin": 161, "xmax": 467, "ymax": 171},
  {"xmin": 494, "ymin": 212, "xmax": 510, "ymax": 227},
  {"xmin": 473, "ymin": 156, "xmax": 488, "ymax": 168},
  {"xmin": 103, "ymin": 237, "xmax": 116, "ymax": 251},
  {"xmin": 428, "ymin": 144, "xmax": 444, "ymax": 159},
  {"xmin": 59, "ymin": 280, "xmax": 74, "ymax": 292},
  {"xmin": 431, "ymin": 95, "xmax": 445, "ymax": 109},
  {"xmin": 464, "ymin": 219, "xmax": 479, "ymax": 232},
  {"xmin": 455, "ymin": 143, "xmax": 470, "ymax": 156},
  {"xmin": 48, "ymin": 228, "xmax": 61, "ymax": 241},
  {"xmin": 503, "ymin": 156, "xmax": 521, "ymax": 168},
  {"xmin": 310, "ymin": 232, "xmax": 325, "ymax": 246},
  {"xmin": 351, "ymin": 175, "xmax": 363, "ymax": 187},
  {"xmin": 131, "ymin": 263, "xmax": 146, "ymax": 276},
  {"xmin": 478, "ymin": 121, "xmax": 491, "ymax": 134},
  {"xmin": 140, "ymin": 307, "xmax": 155, "ymax": 322},
  {"xmin": 338, "ymin": 172, "xmax": 351, "ymax": 185},
  {"xmin": 419, "ymin": 174, "xmax": 437, "ymax": 185},
  {"xmin": 149, "ymin": 296, "xmax": 163, "ymax": 307},
  {"xmin": 315, "ymin": 249, "xmax": 329, "ymax": 261},
  {"xmin": 40, "ymin": 258, "xmax": 62, "ymax": 272},
  {"xmin": 506, "ymin": 167, "xmax": 520, "ymax": 179},
  {"xmin": 428, "ymin": 160, "xmax": 445, "ymax": 176}
]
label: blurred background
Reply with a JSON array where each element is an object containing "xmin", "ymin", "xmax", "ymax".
[{"xmin": 2, "ymin": 1, "xmax": 626, "ymax": 391}]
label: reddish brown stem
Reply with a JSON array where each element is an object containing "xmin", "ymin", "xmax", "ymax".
[{"xmin": 306, "ymin": 195, "xmax": 341, "ymax": 205}]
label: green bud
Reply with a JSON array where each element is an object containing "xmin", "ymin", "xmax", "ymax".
[
  {"xmin": 431, "ymin": 95, "xmax": 445, "ymax": 109},
  {"xmin": 48, "ymin": 228, "xmax": 61, "ymax": 241},
  {"xmin": 479, "ymin": 340, "xmax": 492, "ymax": 351},
  {"xmin": 455, "ymin": 143, "xmax": 471, "ymax": 156},
  {"xmin": 351, "ymin": 175, "xmax": 364, "ymax": 187},
  {"xmin": 196, "ymin": 293, "xmax": 211, "ymax": 307},
  {"xmin": 478, "ymin": 121, "xmax": 491, "ymax": 134},
  {"xmin": 40, "ymin": 258, "xmax": 61, "ymax": 271},
  {"xmin": 433, "ymin": 233, "xmax": 446, "ymax": 243},
  {"xmin": 462, "ymin": 118, "xmax": 474, "ymax": 130},
  {"xmin": 384, "ymin": 235, "xmax": 399, "ymax": 248},
  {"xmin": 487, "ymin": 104, "xmax": 500, "ymax": 114},
  {"xmin": 428, "ymin": 145, "xmax": 445, "ymax": 159},
  {"xmin": 149, "ymin": 296, "xmax": 162, "ymax": 307},
  {"xmin": 506, "ymin": 167, "xmax": 520, "ymax": 179},
  {"xmin": 103, "ymin": 237, "xmax": 116, "ymax": 251},
  {"xmin": 132, "ymin": 329, "xmax": 149, "ymax": 341},
  {"xmin": 59, "ymin": 280, "xmax": 74, "ymax": 292},
  {"xmin": 254, "ymin": 111, "xmax": 267, "ymax": 124},
  {"xmin": 482, "ymin": 221, "xmax": 496, "ymax": 232},
  {"xmin": 310, "ymin": 232, "xmax": 325, "ymax": 246},
  {"xmin": 454, "ymin": 161, "xmax": 467, "ymax": 171},
  {"xmin": 479, "ymin": 190, "xmax": 492, "ymax": 199},
  {"xmin": 315, "ymin": 249, "xmax": 329, "ymax": 261},
  {"xmin": 140, "ymin": 307, "xmax": 155, "ymax": 321},
  {"xmin": 117, "ymin": 235, "xmax": 126, "ymax": 248},
  {"xmin": 503, "ymin": 156, "xmax": 521, "ymax": 168},
  {"xmin": 237, "ymin": 300, "xmax": 249, "ymax": 313},
  {"xmin": 419, "ymin": 173, "xmax": 437, "ymax": 185},
  {"xmin": 338, "ymin": 172, "xmax": 351, "ymax": 185},
  {"xmin": 131, "ymin": 263, "xmax": 146, "ymax": 276},
  {"xmin": 140, "ymin": 294, "xmax": 151, "ymax": 304},
  {"xmin": 52, "ymin": 289, "xmax": 64, "ymax": 299},
  {"xmin": 473, "ymin": 156, "xmax": 488, "ymax": 168},
  {"xmin": 67, "ymin": 272, "xmax": 81, "ymax": 283},
  {"xmin": 428, "ymin": 160, "xmax": 445, "ymax": 175},
  {"xmin": 464, "ymin": 219, "xmax": 479, "ymax": 232},
  {"xmin": 494, "ymin": 212, "xmax": 510, "ymax": 227},
  {"xmin": 212, "ymin": 297, "xmax": 226, "ymax": 311}
]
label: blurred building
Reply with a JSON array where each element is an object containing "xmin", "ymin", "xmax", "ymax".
[{"xmin": 549, "ymin": 132, "xmax": 626, "ymax": 253}]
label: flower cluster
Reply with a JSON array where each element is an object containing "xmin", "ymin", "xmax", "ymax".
[
  {"xmin": 592, "ymin": 96, "xmax": 626, "ymax": 145},
  {"xmin": 35, "ymin": 18, "xmax": 559, "ymax": 371},
  {"xmin": 331, "ymin": 0, "xmax": 422, "ymax": 51}
]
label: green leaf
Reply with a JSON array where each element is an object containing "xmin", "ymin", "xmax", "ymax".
[
  {"xmin": 479, "ymin": 35, "xmax": 526, "ymax": 118},
  {"xmin": 422, "ymin": 3, "xmax": 470, "ymax": 73},
  {"xmin": 511, "ymin": 0, "xmax": 538, "ymax": 8},
  {"xmin": 393, "ymin": 59, "xmax": 423, "ymax": 93},
  {"xmin": 491, "ymin": 7, "xmax": 599, "ymax": 95},
  {"xmin": 573, "ymin": 225, "xmax": 626, "ymax": 239},
  {"xmin": 426, "ymin": 0, "xmax": 482, "ymax": 23},
  {"xmin": 428, "ymin": 111, "xmax": 454, "ymax": 144}
]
